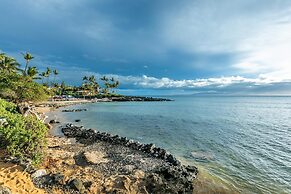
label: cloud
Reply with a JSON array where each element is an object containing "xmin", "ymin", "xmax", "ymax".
[
  {"xmin": 61, "ymin": 65, "xmax": 291, "ymax": 94},
  {"xmin": 158, "ymin": 0, "xmax": 291, "ymax": 78},
  {"xmin": 118, "ymin": 75, "xmax": 291, "ymax": 89},
  {"xmin": 1, "ymin": 0, "xmax": 291, "ymax": 95}
]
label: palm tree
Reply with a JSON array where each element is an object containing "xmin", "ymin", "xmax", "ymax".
[
  {"xmin": 82, "ymin": 76, "xmax": 89, "ymax": 90},
  {"xmin": 53, "ymin": 69, "xmax": 59, "ymax": 85},
  {"xmin": 39, "ymin": 72, "xmax": 46, "ymax": 84},
  {"xmin": 88, "ymin": 75, "xmax": 96, "ymax": 83},
  {"xmin": 0, "ymin": 54, "xmax": 21, "ymax": 73},
  {"xmin": 100, "ymin": 75, "xmax": 109, "ymax": 82},
  {"xmin": 59, "ymin": 81, "xmax": 66, "ymax": 95},
  {"xmin": 22, "ymin": 52, "xmax": 34, "ymax": 75},
  {"xmin": 88, "ymin": 75, "xmax": 100, "ymax": 95},
  {"xmin": 45, "ymin": 67, "xmax": 51, "ymax": 85},
  {"xmin": 83, "ymin": 76, "xmax": 88, "ymax": 82},
  {"xmin": 26, "ymin": 66, "xmax": 40, "ymax": 80},
  {"xmin": 112, "ymin": 81, "xmax": 120, "ymax": 93},
  {"xmin": 114, "ymin": 81, "xmax": 120, "ymax": 88}
]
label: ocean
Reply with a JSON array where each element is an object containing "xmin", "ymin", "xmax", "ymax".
[{"xmin": 49, "ymin": 96, "xmax": 291, "ymax": 193}]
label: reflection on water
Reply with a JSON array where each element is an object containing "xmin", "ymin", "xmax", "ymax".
[{"xmin": 50, "ymin": 96, "xmax": 291, "ymax": 193}]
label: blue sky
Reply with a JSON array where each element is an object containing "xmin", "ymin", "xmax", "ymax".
[{"xmin": 1, "ymin": 0, "xmax": 291, "ymax": 95}]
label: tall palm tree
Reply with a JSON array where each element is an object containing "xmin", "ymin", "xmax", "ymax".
[
  {"xmin": 22, "ymin": 52, "xmax": 34, "ymax": 75},
  {"xmin": 88, "ymin": 75, "xmax": 96, "ymax": 83},
  {"xmin": 0, "ymin": 54, "xmax": 21, "ymax": 73},
  {"xmin": 82, "ymin": 76, "xmax": 89, "ymax": 91},
  {"xmin": 39, "ymin": 72, "xmax": 46, "ymax": 84},
  {"xmin": 45, "ymin": 67, "xmax": 51, "ymax": 86},
  {"xmin": 88, "ymin": 75, "xmax": 99, "ymax": 95},
  {"xmin": 53, "ymin": 69, "xmax": 58, "ymax": 85},
  {"xmin": 114, "ymin": 81, "xmax": 120, "ymax": 88}
]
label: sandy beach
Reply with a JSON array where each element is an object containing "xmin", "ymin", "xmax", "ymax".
[{"xmin": 0, "ymin": 100, "xmax": 91, "ymax": 194}]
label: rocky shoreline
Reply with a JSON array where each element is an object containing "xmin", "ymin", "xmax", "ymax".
[
  {"xmin": 28, "ymin": 123, "xmax": 198, "ymax": 193},
  {"xmin": 108, "ymin": 96, "xmax": 173, "ymax": 102},
  {"xmin": 58, "ymin": 123, "xmax": 198, "ymax": 193},
  {"xmin": 35, "ymin": 96, "xmax": 172, "ymax": 110},
  {"xmin": 1, "ymin": 98, "xmax": 200, "ymax": 194},
  {"xmin": 62, "ymin": 124, "xmax": 183, "ymax": 166}
]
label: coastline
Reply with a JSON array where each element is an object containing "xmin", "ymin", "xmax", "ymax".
[
  {"xmin": 42, "ymin": 100, "xmax": 237, "ymax": 194},
  {"xmin": 0, "ymin": 99, "xmax": 235, "ymax": 193},
  {"xmin": 38, "ymin": 100, "xmax": 198, "ymax": 193}
]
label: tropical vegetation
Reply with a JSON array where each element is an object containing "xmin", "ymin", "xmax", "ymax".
[
  {"xmin": 0, "ymin": 50, "xmax": 122, "ymax": 165},
  {"xmin": 0, "ymin": 99, "xmax": 48, "ymax": 165}
]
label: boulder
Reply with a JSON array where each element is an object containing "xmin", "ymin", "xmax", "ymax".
[
  {"xmin": 33, "ymin": 173, "xmax": 65, "ymax": 188},
  {"xmin": 186, "ymin": 165, "xmax": 198, "ymax": 174},
  {"xmin": 49, "ymin": 119, "xmax": 59, "ymax": 124},
  {"xmin": 145, "ymin": 173, "xmax": 165, "ymax": 193},
  {"xmin": 83, "ymin": 151, "xmax": 108, "ymax": 164},
  {"xmin": 31, "ymin": 169, "xmax": 47, "ymax": 179},
  {"xmin": 68, "ymin": 179, "xmax": 86, "ymax": 192}
]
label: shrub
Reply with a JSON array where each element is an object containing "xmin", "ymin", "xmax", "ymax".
[
  {"xmin": 0, "ymin": 99, "xmax": 48, "ymax": 165},
  {"xmin": 0, "ymin": 72, "xmax": 51, "ymax": 103}
]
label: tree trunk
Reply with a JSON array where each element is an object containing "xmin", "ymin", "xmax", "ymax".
[{"xmin": 24, "ymin": 61, "xmax": 29, "ymax": 76}]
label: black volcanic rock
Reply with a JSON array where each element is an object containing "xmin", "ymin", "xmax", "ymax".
[
  {"xmin": 62, "ymin": 109, "xmax": 87, "ymax": 112},
  {"xmin": 60, "ymin": 123, "xmax": 198, "ymax": 193},
  {"xmin": 110, "ymin": 96, "xmax": 173, "ymax": 102}
]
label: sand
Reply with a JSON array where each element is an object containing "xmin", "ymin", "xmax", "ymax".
[{"xmin": 0, "ymin": 154, "xmax": 46, "ymax": 194}]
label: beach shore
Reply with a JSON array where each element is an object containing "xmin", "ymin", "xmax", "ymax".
[{"xmin": 1, "ymin": 99, "xmax": 199, "ymax": 193}]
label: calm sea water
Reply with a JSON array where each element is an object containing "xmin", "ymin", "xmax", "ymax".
[{"xmin": 50, "ymin": 96, "xmax": 291, "ymax": 193}]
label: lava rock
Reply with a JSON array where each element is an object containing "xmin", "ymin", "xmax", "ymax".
[
  {"xmin": 145, "ymin": 173, "xmax": 165, "ymax": 193},
  {"xmin": 49, "ymin": 119, "xmax": 59, "ymax": 124},
  {"xmin": 186, "ymin": 165, "xmax": 198, "ymax": 174},
  {"xmin": 166, "ymin": 154, "xmax": 181, "ymax": 166},
  {"xmin": 62, "ymin": 109, "xmax": 87, "ymax": 112},
  {"xmin": 68, "ymin": 179, "xmax": 85, "ymax": 192}
]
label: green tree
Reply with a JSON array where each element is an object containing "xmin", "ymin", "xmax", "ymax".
[
  {"xmin": 39, "ymin": 72, "xmax": 46, "ymax": 84},
  {"xmin": 0, "ymin": 54, "xmax": 21, "ymax": 73},
  {"xmin": 0, "ymin": 99, "xmax": 48, "ymax": 165},
  {"xmin": 100, "ymin": 76, "xmax": 119, "ymax": 95},
  {"xmin": 53, "ymin": 69, "xmax": 59, "ymax": 85},
  {"xmin": 26, "ymin": 66, "xmax": 40, "ymax": 80},
  {"xmin": 22, "ymin": 52, "xmax": 34, "ymax": 76},
  {"xmin": 0, "ymin": 72, "xmax": 51, "ymax": 103},
  {"xmin": 83, "ymin": 76, "xmax": 88, "ymax": 82},
  {"xmin": 45, "ymin": 67, "xmax": 51, "ymax": 86},
  {"xmin": 100, "ymin": 75, "xmax": 109, "ymax": 82}
]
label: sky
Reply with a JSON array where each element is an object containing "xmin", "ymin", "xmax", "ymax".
[{"xmin": 1, "ymin": 0, "xmax": 291, "ymax": 95}]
